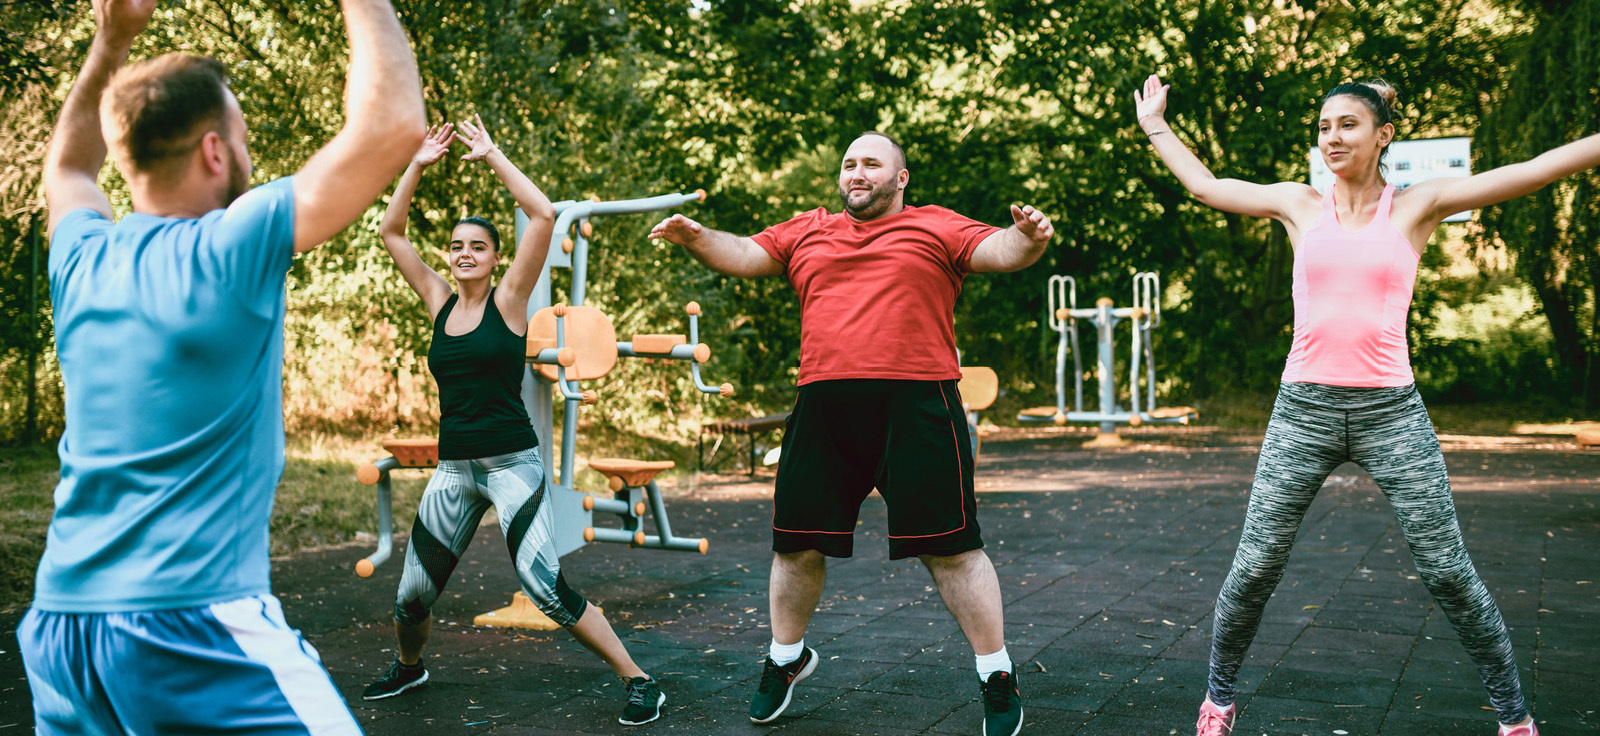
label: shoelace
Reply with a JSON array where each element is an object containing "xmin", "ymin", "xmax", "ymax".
[
  {"xmin": 1195, "ymin": 708, "xmax": 1230, "ymax": 736},
  {"xmin": 757, "ymin": 658, "xmax": 794, "ymax": 694},
  {"xmin": 625, "ymin": 678, "xmax": 654, "ymax": 706},
  {"xmin": 981, "ymin": 675, "xmax": 1014, "ymax": 713},
  {"xmin": 387, "ymin": 660, "xmax": 418, "ymax": 681}
]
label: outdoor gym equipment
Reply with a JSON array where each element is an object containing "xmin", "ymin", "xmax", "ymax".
[
  {"xmin": 354, "ymin": 189, "xmax": 730, "ymax": 583},
  {"xmin": 958, "ymin": 366, "xmax": 999, "ymax": 461},
  {"xmin": 1018, "ymin": 272, "xmax": 1196, "ymax": 447}
]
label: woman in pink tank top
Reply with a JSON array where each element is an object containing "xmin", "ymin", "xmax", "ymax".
[{"xmin": 1133, "ymin": 75, "xmax": 1600, "ymax": 736}]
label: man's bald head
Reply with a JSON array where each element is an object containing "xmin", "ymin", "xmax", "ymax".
[{"xmin": 849, "ymin": 131, "xmax": 906, "ymax": 171}]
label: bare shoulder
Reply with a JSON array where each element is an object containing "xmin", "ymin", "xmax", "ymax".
[
  {"xmin": 1274, "ymin": 182, "xmax": 1324, "ymax": 229},
  {"xmin": 1388, "ymin": 180, "xmax": 1445, "ymax": 229}
]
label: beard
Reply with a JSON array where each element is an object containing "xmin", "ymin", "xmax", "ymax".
[
  {"xmin": 838, "ymin": 177, "xmax": 899, "ymax": 220},
  {"xmin": 221, "ymin": 145, "xmax": 250, "ymax": 206}
]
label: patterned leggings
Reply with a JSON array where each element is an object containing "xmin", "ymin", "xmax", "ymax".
[
  {"xmin": 394, "ymin": 449, "xmax": 588, "ymax": 628},
  {"xmin": 1207, "ymin": 382, "xmax": 1528, "ymax": 724}
]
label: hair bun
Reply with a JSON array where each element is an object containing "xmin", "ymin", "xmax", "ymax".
[{"xmin": 1361, "ymin": 79, "xmax": 1399, "ymax": 108}]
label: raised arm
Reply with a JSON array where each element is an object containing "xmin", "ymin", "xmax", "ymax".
[
  {"xmin": 453, "ymin": 114, "xmax": 555, "ymax": 314},
  {"xmin": 969, "ymin": 204, "xmax": 1053, "ymax": 273},
  {"xmin": 649, "ymin": 214, "xmax": 783, "ymax": 278},
  {"xmin": 1134, "ymin": 74, "xmax": 1314, "ymax": 222},
  {"xmin": 43, "ymin": 0, "xmax": 156, "ymax": 237},
  {"xmin": 1409, "ymin": 132, "xmax": 1600, "ymax": 225},
  {"xmin": 291, "ymin": 0, "xmax": 425, "ymax": 253},
  {"xmin": 377, "ymin": 124, "xmax": 454, "ymax": 316}
]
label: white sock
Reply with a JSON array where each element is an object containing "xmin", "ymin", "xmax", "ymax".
[
  {"xmin": 975, "ymin": 646, "xmax": 1013, "ymax": 681},
  {"xmin": 769, "ymin": 638, "xmax": 804, "ymax": 666}
]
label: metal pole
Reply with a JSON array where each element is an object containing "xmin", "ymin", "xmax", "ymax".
[
  {"xmin": 1096, "ymin": 298, "xmax": 1117, "ymax": 437},
  {"xmin": 24, "ymin": 217, "xmax": 40, "ymax": 444}
]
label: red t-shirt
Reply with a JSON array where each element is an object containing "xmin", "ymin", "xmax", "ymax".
[{"xmin": 752, "ymin": 205, "xmax": 999, "ymax": 385}]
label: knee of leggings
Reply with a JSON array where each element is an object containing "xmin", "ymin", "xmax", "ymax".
[
  {"xmin": 524, "ymin": 570, "xmax": 587, "ymax": 628},
  {"xmin": 1226, "ymin": 556, "xmax": 1288, "ymax": 593},
  {"xmin": 394, "ymin": 598, "xmax": 429, "ymax": 627},
  {"xmin": 1419, "ymin": 565, "xmax": 1480, "ymax": 602}
]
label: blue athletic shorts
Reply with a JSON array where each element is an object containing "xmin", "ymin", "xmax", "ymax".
[{"xmin": 19, "ymin": 594, "xmax": 361, "ymax": 735}]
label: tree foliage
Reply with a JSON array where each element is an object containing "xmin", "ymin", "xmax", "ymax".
[
  {"xmin": 2, "ymin": 0, "xmax": 1585, "ymax": 447},
  {"xmin": 1475, "ymin": 0, "xmax": 1600, "ymax": 408}
]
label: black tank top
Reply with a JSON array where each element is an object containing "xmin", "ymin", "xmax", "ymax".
[{"xmin": 428, "ymin": 289, "xmax": 538, "ymax": 460}]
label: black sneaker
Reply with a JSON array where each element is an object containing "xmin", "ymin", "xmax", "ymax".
[
  {"xmin": 363, "ymin": 657, "xmax": 429, "ymax": 700},
  {"xmin": 619, "ymin": 676, "xmax": 666, "ymax": 726},
  {"xmin": 981, "ymin": 670, "xmax": 1023, "ymax": 736},
  {"xmin": 748, "ymin": 646, "xmax": 818, "ymax": 723}
]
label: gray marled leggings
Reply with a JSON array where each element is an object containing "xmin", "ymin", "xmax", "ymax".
[{"xmin": 1207, "ymin": 382, "xmax": 1528, "ymax": 724}]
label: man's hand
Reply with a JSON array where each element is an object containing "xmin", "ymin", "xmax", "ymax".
[
  {"xmin": 649, "ymin": 213, "xmax": 704, "ymax": 247},
  {"xmin": 1010, "ymin": 204, "xmax": 1054, "ymax": 243},
  {"xmin": 92, "ymin": 0, "xmax": 157, "ymax": 48},
  {"xmin": 413, "ymin": 123, "xmax": 453, "ymax": 167}
]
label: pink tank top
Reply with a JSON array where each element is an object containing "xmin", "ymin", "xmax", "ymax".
[{"xmin": 1281, "ymin": 184, "xmax": 1418, "ymax": 387}]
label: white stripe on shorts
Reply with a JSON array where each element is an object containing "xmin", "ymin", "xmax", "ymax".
[{"xmin": 209, "ymin": 595, "xmax": 363, "ymax": 736}]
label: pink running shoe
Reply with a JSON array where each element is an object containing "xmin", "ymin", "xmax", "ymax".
[
  {"xmin": 1195, "ymin": 697, "xmax": 1235, "ymax": 736},
  {"xmin": 1498, "ymin": 722, "xmax": 1538, "ymax": 736}
]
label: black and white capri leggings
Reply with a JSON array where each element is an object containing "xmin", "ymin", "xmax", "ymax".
[
  {"xmin": 394, "ymin": 449, "xmax": 588, "ymax": 629},
  {"xmin": 1208, "ymin": 382, "xmax": 1528, "ymax": 724}
]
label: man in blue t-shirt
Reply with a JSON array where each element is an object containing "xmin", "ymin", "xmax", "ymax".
[{"xmin": 20, "ymin": 0, "xmax": 424, "ymax": 733}]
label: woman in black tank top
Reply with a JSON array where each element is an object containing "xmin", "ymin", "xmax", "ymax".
[{"xmin": 364, "ymin": 116, "xmax": 667, "ymax": 726}]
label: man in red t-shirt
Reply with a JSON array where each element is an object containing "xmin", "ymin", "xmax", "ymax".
[{"xmin": 650, "ymin": 131, "xmax": 1051, "ymax": 736}]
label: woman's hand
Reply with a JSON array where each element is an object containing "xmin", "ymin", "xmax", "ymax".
[
  {"xmin": 453, "ymin": 113, "xmax": 498, "ymax": 162},
  {"xmin": 413, "ymin": 123, "xmax": 454, "ymax": 167},
  {"xmin": 1134, "ymin": 74, "xmax": 1170, "ymax": 129}
]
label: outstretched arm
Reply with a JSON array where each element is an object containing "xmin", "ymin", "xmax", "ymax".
[
  {"xmin": 453, "ymin": 114, "xmax": 555, "ymax": 311},
  {"xmin": 378, "ymin": 124, "xmax": 454, "ymax": 317},
  {"xmin": 1411, "ymin": 133, "xmax": 1600, "ymax": 223},
  {"xmin": 649, "ymin": 214, "xmax": 783, "ymax": 278},
  {"xmin": 970, "ymin": 204, "xmax": 1053, "ymax": 273},
  {"xmin": 291, "ymin": 0, "xmax": 425, "ymax": 253},
  {"xmin": 43, "ymin": 0, "xmax": 156, "ymax": 237},
  {"xmin": 1134, "ymin": 74, "xmax": 1313, "ymax": 222}
]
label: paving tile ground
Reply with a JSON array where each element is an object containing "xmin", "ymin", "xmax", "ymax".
[{"xmin": 2, "ymin": 425, "xmax": 1597, "ymax": 734}]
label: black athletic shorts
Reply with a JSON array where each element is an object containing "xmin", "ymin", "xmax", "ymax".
[{"xmin": 772, "ymin": 378, "xmax": 983, "ymax": 560}]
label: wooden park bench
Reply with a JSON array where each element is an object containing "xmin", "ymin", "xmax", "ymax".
[{"xmin": 699, "ymin": 412, "xmax": 789, "ymax": 477}]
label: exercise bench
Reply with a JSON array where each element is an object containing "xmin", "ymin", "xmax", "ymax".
[{"xmin": 698, "ymin": 412, "xmax": 789, "ymax": 476}]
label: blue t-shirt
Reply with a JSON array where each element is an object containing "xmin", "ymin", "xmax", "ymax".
[{"xmin": 35, "ymin": 179, "xmax": 296, "ymax": 612}]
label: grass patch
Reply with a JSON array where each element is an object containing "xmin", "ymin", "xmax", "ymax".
[{"xmin": 0, "ymin": 446, "xmax": 57, "ymax": 611}]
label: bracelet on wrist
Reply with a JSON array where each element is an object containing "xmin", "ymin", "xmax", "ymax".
[{"xmin": 1145, "ymin": 129, "xmax": 1172, "ymax": 138}]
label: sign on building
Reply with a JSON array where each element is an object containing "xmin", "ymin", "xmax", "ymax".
[{"xmin": 1310, "ymin": 137, "xmax": 1472, "ymax": 223}]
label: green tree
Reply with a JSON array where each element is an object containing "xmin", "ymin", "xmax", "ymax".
[{"xmin": 1475, "ymin": 0, "xmax": 1600, "ymax": 408}]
